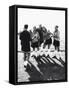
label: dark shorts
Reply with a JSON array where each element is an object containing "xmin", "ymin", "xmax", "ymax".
[
  {"xmin": 31, "ymin": 42, "xmax": 39, "ymax": 48},
  {"xmin": 21, "ymin": 46, "xmax": 30, "ymax": 52},
  {"xmin": 53, "ymin": 39, "xmax": 60, "ymax": 47},
  {"xmin": 44, "ymin": 38, "xmax": 52, "ymax": 45}
]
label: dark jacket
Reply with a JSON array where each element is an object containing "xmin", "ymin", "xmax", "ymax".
[{"xmin": 20, "ymin": 30, "xmax": 31, "ymax": 52}]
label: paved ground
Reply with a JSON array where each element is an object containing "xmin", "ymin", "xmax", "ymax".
[{"xmin": 18, "ymin": 50, "xmax": 65, "ymax": 82}]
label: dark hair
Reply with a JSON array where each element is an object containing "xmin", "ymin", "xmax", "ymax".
[
  {"xmin": 55, "ymin": 25, "xmax": 59, "ymax": 28},
  {"xmin": 24, "ymin": 24, "xmax": 28, "ymax": 29}
]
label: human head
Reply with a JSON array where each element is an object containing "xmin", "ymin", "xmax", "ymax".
[
  {"xmin": 29, "ymin": 30, "xmax": 32, "ymax": 34},
  {"xmin": 24, "ymin": 24, "xmax": 28, "ymax": 30},
  {"xmin": 55, "ymin": 25, "xmax": 59, "ymax": 30},
  {"xmin": 39, "ymin": 24, "xmax": 42, "ymax": 28},
  {"xmin": 33, "ymin": 26, "xmax": 36, "ymax": 31},
  {"xmin": 43, "ymin": 26, "xmax": 47, "ymax": 31},
  {"xmin": 42, "ymin": 26, "xmax": 45, "ymax": 30},
  {"xmin": 48, "ymin": 30, "xmax": 50, "ymax": 33}
]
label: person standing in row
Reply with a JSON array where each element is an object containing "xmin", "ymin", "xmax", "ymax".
[
  {"xmin": 20, "ymin": 24, "xmax": 31, "ymax": 68},
  {"xmin": 53, "ymin": 25, "xmax": 60, "ymax": 51},
  {"xmin": 43, "ymin": 30, "xmax": 52, "ymax": 49},
  {"xmin": 38, "ymin": 24, "xmax": 44, "ymax": 46},
  {"xmin": 31, "ymin": 26, "xmax": 40, "ymax": 51}
]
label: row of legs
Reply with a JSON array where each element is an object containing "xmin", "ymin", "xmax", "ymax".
[
  {"xmin": 43, "ymin": 44, "xmax": 60, "ymax": 51},
  {"xmin": 32, "ymin": 44, "xmax": 60, "ymax": 52},
  {"xmin": 23, "ymin": 45, "xmax": 60, "ymax": 67}
]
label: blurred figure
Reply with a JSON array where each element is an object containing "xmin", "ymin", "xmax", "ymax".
[
  {"xmin": 31, "ymin": 26, "xmax": 40, "ymax": 51},
  {"xmin": 38, "ymin": 24, "xmax": 44, "ymax": 45},
  {"xmin": 33, "ymin": 26, "xmax": 36, "ymax": 33},
  {"xmin": 20, "ymin": 24, "xmax": 31, "ymax": 67},
  {"xmin": 42, "ymin": 26, "xmax": 47, "ymax": 33},
  {"xmin": 53, "ymin": 25, "xmax": 60, "ymax": 51},
  {"xmin": 42, "ymin": 26, "xmax": 47, "ymax": 40},
  {"xmin": 43, "ymin": 30, "xmax": 52, "ymax": 49}
]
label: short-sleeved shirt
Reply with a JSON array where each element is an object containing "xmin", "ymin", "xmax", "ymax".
[
  {"xmin": 20, "ymin": 30, "xmax": 31, "ymax": 52},
  {"xmin": 54, "ymin": 30, "xmax": 60, "ymax": 41},
  {"xmin": 46, "ymin": 32, "xmax": 51, "ymax": 40},
  {"xmin": 32, "ymin": 31, "xmax": 40, "ymax": 43}
]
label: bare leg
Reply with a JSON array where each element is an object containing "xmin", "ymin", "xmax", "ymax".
[
  {"xmin": 37, "ymin": 47, "xmax": 39, "ymax": 51},
  {"xmin": 33, "ymin": 47, "xmax": 35, "ymax": 51},
  {"xmin": 57, "ymin": 46, "xmax": 60, "ymax": 52},
  {"xmin": 55, "ymin": 46, "xmax": 57, "ymax": 50},
  {"xmin": 43, "ymin": 43, "xmax": 46, "ymax": 49},
  {"xmin": 27, "ymin": 52, "xmax": 30, "ymax": 61},
  {"xmin": 24, "ymin": 52, "xmax": 28, "ymax": 67},
  {"xmin": 48, "ymin": 44, "xmax": 51, "ymax": 49},
  {"xmin": 24, "ymin": 52, "xmax": 26, "ymax": 61}
]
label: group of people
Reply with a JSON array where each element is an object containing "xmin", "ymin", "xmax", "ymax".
[{"xmin": 19, "ymin": 24, "xmax": 60, "ymax": 67}]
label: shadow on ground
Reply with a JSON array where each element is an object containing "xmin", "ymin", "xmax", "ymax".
[{"xmin": 25, "ymin": 55, "xmax": 65, "ymax": 81}]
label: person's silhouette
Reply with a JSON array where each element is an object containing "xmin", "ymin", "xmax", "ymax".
[
  {"xmin": 53, "ymin": 25, "xmax": 60, "ymax": 51},
  {"xmin": 20, "ymin": 24, "xmax": 31, "ymax": 67}
]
